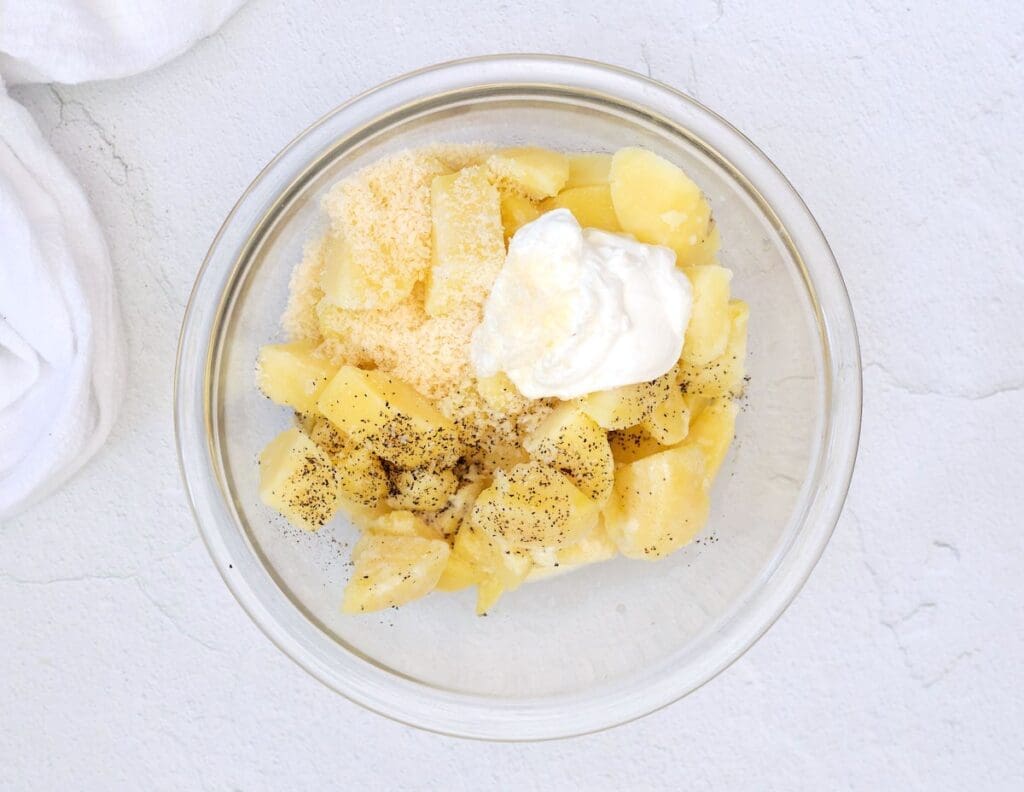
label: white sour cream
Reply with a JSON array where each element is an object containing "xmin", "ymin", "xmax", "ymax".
[{"xmin": 470, "ymin": 209, "xmax": 692, "ymax": 400}]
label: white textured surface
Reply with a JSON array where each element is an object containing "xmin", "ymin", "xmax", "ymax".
[{"xmin": 2, "ymin": 0, "xmax": 1023, "ymax": 787}]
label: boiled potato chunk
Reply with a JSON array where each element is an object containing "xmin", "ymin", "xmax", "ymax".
[
  {"xmin": 528, "ymin": 517, "xmax": 618, "ymax": 581},
  {"xmin": 469, "ymin": 462, "xmax": 599, "ymax": 551},
  {"xmin": 342, "ymin": 533, "xmax": 449, "ymax": 613},
  {"xmin": 678, "ymin": 299, "xmax": 749, "ymax": 398},
  {"xmin": 682, "ymin": 265, "xmax": 733, "ymax": 366},
  {"xmin": 316, "ymin": 366, "xmax": 463, "ymax": 469},
  {"xmin": 642, "ymin": 385, "xmax": 691, "ymax": 446},
  {"xmin": 320, "ymin": 231, "xmax": 416, "ymax": 310},
  {"xmin": 369, "ymin": 510, "xmax": 442, "ymax": 540},
  {"xmin": 487, "ymin": 147, "xmax": 570, "ymax": 199},
  {"xmin": 523, "ymin": 403, "xmax": 614, "ymax": 503},
  {"xmin": 449, "ymin": 520, "xmax": 532, "ymax": 613},
  {"xmin": 577, "ymin": 369, "xmax": 675, "ymax": 430},
  {"xmin": 337, "ymin": 496, "xmax": 388, "ymax": 531},
  {"xmin": 684, "ymin": 397, "xmax": 738, "ymax": 477},
  {"xmin": 566, "ymin": 152, "xmax": 612, "ymax": 188},
  {"xmin": 258, "ymin": 427, "xmax": 341, "ymax": 532},
  {"xmin": 426, "ymin": 477, "xmax": 489, "ymax": 538},
  {"xmin": 541, "ymin": 185, "xmax": 621, "ymax": 232},
  {"xmin": 435, "ymin": 549, "xmax": 478, "ymax": 593},
  {"xmin": 387, "ymin": 467, "xmax": 458, "ymax": 511},
  {"xmin": 607, "ymin": 426, "xmax": 666, "ymax": 464},
  {"xmin": 306, "ymin": 418, "xmax": 388, "ymax": 506},
  {"xmin": 603, "ymin": 444, "xmax": 710, "ymax": 559},
  {"xmin": 256, "ymin": 341, "xmax": 336, "ymax": 414},
  {"xmin": 499, "ymin": 191, "xmax": 541, "ymax": 243},
  {"xmin": 426, "ymin": 166, "xmax": 505, "ymax": 316},
  {"xmin": 609, "ymin": 147, "xmax": 713, "ymax": 266},
  {"xmin": 687, "ymin": 222, "xmax": 721, "ymax": 266},
  {"xmin": 476, "ymin": 372, "xmax": 522, "ymax": 413}
]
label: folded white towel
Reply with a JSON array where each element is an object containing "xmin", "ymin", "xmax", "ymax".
[
  {"xmin": 0, "ymin": 1, "xmax": 245, "ymax": 520},
  {"xmin": 0, "ymin": 1, "xmax": 246, "ymax": 85},
  {"xmin": 0, "ymin": 81, "xmax": 125, "ymax": 519}
]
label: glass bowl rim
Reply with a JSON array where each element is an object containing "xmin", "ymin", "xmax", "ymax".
[{"xmin": 174, "ymin": 53, "xmax": 862, "ymax": 741}]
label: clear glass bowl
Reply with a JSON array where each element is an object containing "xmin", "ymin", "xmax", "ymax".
[{"xmin": 174, "ymin": 55, "xmax": 861, "ymax": 740}]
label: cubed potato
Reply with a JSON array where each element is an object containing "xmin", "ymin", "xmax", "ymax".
[
  {"xmin": 687, "ymin": 222, "xmax": 721, "ymax": 266},
  {"xmin": 307, "ymin": 418, "xmax": 389, "ymax": 506},
  {"xmin": 368, "ymin": 510, "xmax": 442, "ymax": 540},
  {"xmin": 565, "ymin": 152, "xmax": 612, "ymax": 188},
  {"xmin": 317, "ymin": 366, "xmax": 464, "ymax": 469},
  {"xmin": 425, "ymin": 477, "xmax": 489, "ymax": 538},
  {"xmin": 320, "ymin": 231, "xmax": 419, "ymax": 310},
  {"xmin": 527, "ymin": 517, "xmax": 618, "ymax": 581},
  {"xmin": 476, "ymin": 372, "xmax": 523, "ymax": 413},
  {"xmin": 603, "ymin": 444, "xmax": 710, "ymax": 559},
  {"xmin": 426, "ymin": 166, "xmax": 505, "ymax": 317},
  {"xmin": 609, "ymin": 147, "xmax": 713, "ymax": 266},
  {"xmin": 342, "ymin": 533, "xmax": 449, "ymax": 613},
  {"xmin": 487, "ymin": 147, "xmax": 570, "ymax": 199},
  {"xmin": 678, "ymin": 299, "xmax": 749, "ymax": 398},
  {"xmin": 523, "ymin": 403, "xmax": 614, "ymax": 503},
  {"xmin": 541, "ymin": 185, "xmax": 621, "ymax": 232},
  {"xmin": 256, "ymin": 341, "xmax": 336, "ymax": 414},
  {"xmin": 577, "ymin": 369, "xmax": 675, "ymax": 430},
  {"xmin": 258, "ymin": 427, "xmax": 341, "ymax": 532},
  {"xmin": 434, "ymin": 549, "xmax": 478, "ymax": 593},
  {"xmin": 469, "ymin": 462, "xmax": 599, "ymax": 551},
  {"xmin": 499, "ymin": 191, "xmax": 541, "ymax": 243},
  {"xmin": 681, "ymin": 265, "xmax": 733, "ymax": 366},
  {"xmin": 607, "ymin": 426, "xmax": 666, "ymax": 464},
  {"xmin": 387, "ymin": 467, "xmax": 459, "ymax": 511},
  {"xmin": 336, "ymin": 496, "xmax": 389, "ymax": 532},
  {"xmin": 683, "ymin": 397, "xmax": 738, "ymax": 478},
  {"xmin": 449, "ymin": 518, "xmax": 532, "ymax": 613},
  {"xmin": 642, "ymin": 384, "xmax": 690, "ymax": 446}
]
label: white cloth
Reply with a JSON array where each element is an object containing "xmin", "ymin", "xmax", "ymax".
[
  {"xmin": 0, "ymin": 1, "xmax": 245, "ymax": 520},
  {"xmin": 0, "ymin": 1, "xmax": 246, "ymax": 85},
  {"xmin": 0, "ymin": 81, "xmax": 125, "ymax": 518}
]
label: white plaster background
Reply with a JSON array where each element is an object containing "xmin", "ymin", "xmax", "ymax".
[{"xmin": 2, "ymin": 1, "xmax": 1022, "ymax": 788}]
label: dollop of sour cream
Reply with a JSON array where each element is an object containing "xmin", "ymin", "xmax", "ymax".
[{"xmin": 470, "ymin": 209, "xmax": 692, "ymax": 400}]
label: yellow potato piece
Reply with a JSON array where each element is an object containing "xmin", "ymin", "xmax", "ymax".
[
  {"xmin": 609, "ymin": 147, "xmax": 713, "ymax": 266},
  {"xmin": 541, "ymin": 185, "xmax": 621, "ymax": 232},
  {"xmin": 678, "ymin": 299, "xmax": 749, "ymax": 398},
  {"xmin": 258, "ymin": 427, "xmax": 341, "ymax": 532},
  {"xmin": 342, "ymin": 534, "xmax": 449, "ymax": 613},
  {"xmin": 469, "ymin": 462, "xmax": 599, "ymax": 551},
  {"xmin": 499, "ymin": 191, "xmax": 541, "ymax": 243},
  {"xmin": 682, "ymin": 265, "xmax": 733, "ymax": 366},
  {"xmin": 523, "ymin": 402, "xmax": 614, "ymax": 503},
  {"xmin": 387, "ymin": 467, "xmax": 458, "ymax": 511},
  {"xmin": 316, "ymin": 366, "xmax": 463, "ymax": 469},
  {"xmin": 476, "ymin": 372, "xmax": 523, "ymax": 413},
  {"xmin": 642, "ymin": 385, "xmax": 691, "ymax": 446},
  {"xmin": 487, "ymin": 147, "xmax": 570, "ymax": 199},
  {"xmin": 425, "ymin": 477, "xmax": 489, "ymax": 538},
  {"xmin": 448, "ymin": 518, "xmax": 532, "ymax": 612},
  {"xmin": 603, "ymin": 444, "xmax": 710, "ymax": 559},
  {"xmin": 566, "ymin": 152, "xmax": 612, "ymax": 188},
  {"xmin": 426, "ymin": 166, "xmax": 505, "ymax": 317},
  {"xmin": 528, "ymin": 517, "xmax": 618, "ymax": 581},
  {"xmin": 368, "ymin": 510, "xmax": 442, "ymax": 540},
  {"xmin": 256, "ymin": 341, "xmax": 336, "ymax": 414},
  {"xmin": 683, "ymin": 397, "xmax": 738, "ymax": 478},
  {"xmin": 687, "ymin": 223, "xmax": 721, "ymax": 266},
  {"xmin": 337, "ymin": 496, "xmax": 389, "ymax": 532},
  {"xmin": 607, "ymin": 426, "xmax": 666, "ymax": 464},
  {"xmin": 306, "ymin": 418, "xmax": 388, "ymax": 507},
  {"xmin": 577, "ymin": 369, "xmax": 676, "ymax": 430}
]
